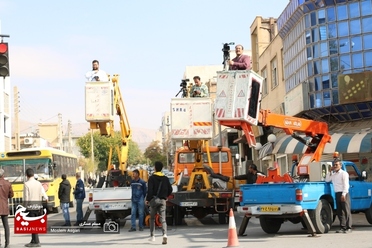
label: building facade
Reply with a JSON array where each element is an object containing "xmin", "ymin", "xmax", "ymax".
[{"xmin": 252, "ymin": 0, "xmax": 372, "ymax": 175}]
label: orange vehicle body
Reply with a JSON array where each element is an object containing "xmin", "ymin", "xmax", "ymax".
[
  {"xmin": 219, "ymin": 109, "xmax": 331, "ymax": 183},
  {"xmin": 173, "ymin": 145, "xmax": 233, "ymax": 184}
]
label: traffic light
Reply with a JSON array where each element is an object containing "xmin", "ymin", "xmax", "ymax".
[{"xmin": 0, "ymin": 43, "xmax": 9, "ymax": 77}]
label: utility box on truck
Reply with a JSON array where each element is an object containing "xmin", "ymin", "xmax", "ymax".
[
  {"xmin": 85, "ymin": 81, "xmax": 115, "ymax": 122},
  {"xmin": 170, "ymin": 98, "xmax": 213, "ymax": 140},
  {"xmin": 214, "ymin": 70, "xmax": 263, "ymax": 125}
]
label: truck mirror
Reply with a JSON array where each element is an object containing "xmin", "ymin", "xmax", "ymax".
[{"xmin": 362, "ymin": 171, "xmax": 368, "ymax": 180}]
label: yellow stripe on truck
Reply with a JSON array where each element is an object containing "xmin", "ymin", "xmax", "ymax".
[{"xmin": 193, "ymin": 122, "xmax": 212, "ymax": 126}]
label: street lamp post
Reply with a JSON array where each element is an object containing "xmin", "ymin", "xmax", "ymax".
[
  {"xmin": 166, "ymin": 116, "xmax": 171, "ymax": 170},
  {"xmin": 90, "ymin": 129, "xmax": 94, "ymax": 171}
]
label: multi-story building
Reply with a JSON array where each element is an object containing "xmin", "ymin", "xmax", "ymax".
[{"xmin": 251, "ymin": 0, "xmax": 372, "ymax": 174}]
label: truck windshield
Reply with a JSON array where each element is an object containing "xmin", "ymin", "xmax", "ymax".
[
  {"xmin": 0, "ymin": 158, "xmax": 53, "ymax": 182},
  {"xmin": 178, "ymin": 152, "xmax": 229, "ymax": 163}
]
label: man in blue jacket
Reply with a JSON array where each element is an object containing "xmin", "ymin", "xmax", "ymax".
[
  {"xmin": 128, "ymin": 169, "xmax": 147, "ymax": 232},
  {"xmin": 73, "ymin": 172, "xmax": 85, "ymax": 226}
]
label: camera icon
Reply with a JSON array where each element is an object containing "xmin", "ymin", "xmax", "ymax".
[{"xmin": 103, "ymin": 221, "xmax": 119, "ymax": 233}]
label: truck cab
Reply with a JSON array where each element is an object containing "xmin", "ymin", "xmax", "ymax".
[{"xmin": 173, "ymin": 146, "xmax": 233, "ymax": 186}]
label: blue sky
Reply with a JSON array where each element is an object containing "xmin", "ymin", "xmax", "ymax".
[{"xmin": 0, "ymin": 0, "xmax": 289, "ymax": 133}]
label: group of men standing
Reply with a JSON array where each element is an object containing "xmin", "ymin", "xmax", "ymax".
[{"xmin": 0, "ymin": 168, "xmax": 85, "ymax": 247}]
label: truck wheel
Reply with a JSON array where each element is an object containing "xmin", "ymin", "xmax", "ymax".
[
  {"xmin": 95, "ymin": 211, "xmax": 105, "ymax": 227},
  {"xmin": 166, "ymin": 206, "xmax": 174, "ymax": 226},
  {"xmin": 289, "ymin": 216, "xmax": 302, "ymax": 224},
  {"xmin": 174, "ymin": 206, "xmax": 184, "ymax": 226},
  {"xmin": 218, "ymin": 213, "xmax": 227, "ymax": 224},
  {"xmin": 259, "ymin": 216, "xmax": 282, "ymax": 234},
  {"xmin": 309, "ymin": 199, "xmax": 332, "ymax": 234},
  {"xmin": 365, "ymin": 204, "xmax": 372, "ymax": 224},
  {"xmin": 193, "ymin": 207, "xmax": 208, "ymax": 220}
]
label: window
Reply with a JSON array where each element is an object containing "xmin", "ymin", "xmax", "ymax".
[
  {"xmin": 318, "ymin": 9, "xmax": 326, "ymax": 24},
  {"xmin": 322, "ymin": 75, "xmax": 330, "ymax": 89},
  {"xmin": 327, "ymin": 7, "xmax": 336, "ymax": 22},
  {"xmin": 281, "ymin": 49, "xmax": 284, "ymax": 81},
  {"xmin": 338, "ymin": 21, "xmax": 349, "ymax": 37},
  {"xmin": 351, "ymin": 36, "xmax": 362, "ymax": 51},
  {"xmin": 320, "ymin": 42, "xmax": 328, "ymax": 57},
  {"xmin": 363, "ymin": 34, "xmax": 372, "ymax": 50},
  {"xmin": 261, "ymin": 68, "xmax": 268, "ymax": 96},
  {"xmin": 276, "ymin": 155, "xmax": 288, "ymax": 175},
  {"xmin": 361, "ymin": 0, "xmax": 372, "ymax": 15},
  {"xmin": 349, "ymin": 2, "xmax": 360, "ymax": 18},
  {"xmin": 271, "ymin": 57, "xmax": 278, "ymax": 88},
  {"xmin": 362, "ymin": 17, "xmax": 372, "ymax": 33},
  {"xmin": 330, "ymin": 57, "xmax": 339, "ymax": 72},
  {"xmin": 364, "ymin": 51, "xmax": 372, "ymax": 67},
  {"xmin": 328, "ymin": 23, "xmax": 337, "ymax": 38},
  {"xmin": 321, "ymin": 58, "xmax": 329, "ymax": 73},
  {"xmin": 350, "ymin": 19, "xmax": 361, "ymax": 35},
  {"xmin": 340, "ymin": 54, "xmax": 351, "ymax": 71},
  {"xmin": 352, "ymin": 53, "xmax": 363, "ymax": 69},
  {"xmin": 337, "ymin": 4, "xmax": 348, "ymax": 20}
]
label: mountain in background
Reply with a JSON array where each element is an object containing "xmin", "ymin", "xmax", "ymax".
[{"xmin": 15, "ymin": 120, "xmax": 157, "ymax": 152}]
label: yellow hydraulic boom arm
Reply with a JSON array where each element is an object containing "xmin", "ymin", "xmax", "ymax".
[
  {"xmin": 88, "ymin": 74, "xmax": 131, "ymax": 173},
  {"xmin": 108, "ymin": 75, "xmax": 131, "ymax": 172}
]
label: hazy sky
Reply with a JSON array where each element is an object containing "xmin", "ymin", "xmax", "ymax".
[{"xmin": 0, "ymin": 0, "xmax": 289, "ymax": 133}]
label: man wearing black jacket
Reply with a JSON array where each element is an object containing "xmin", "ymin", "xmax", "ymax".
[
  {"xmin": 58, "ymin": 174, "xmax": 71, "ymax": 226},
  {"xmin": 145, "ymin": 161, "xmax": 172, "ymax": 245},
  {"xmin": 234, "ymin": 164, "xmax": 264, "ymax": 184}
]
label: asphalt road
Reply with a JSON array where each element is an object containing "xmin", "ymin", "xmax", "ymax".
[{"xmin": 6, "ymin": 200, "xmax": 372, "ymax": 248}]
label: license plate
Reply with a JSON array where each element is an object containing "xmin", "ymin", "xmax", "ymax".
[
  {"xmin": 103, "ymin": 203, "xmax": 127, "ymax": 210},
  {"xmin": 180, "ymin": 202, "xmax": 198, "ymax": 207},
  {"xmin": 260, "ymin": 206, "xmax": 279, "ymax": 212}
]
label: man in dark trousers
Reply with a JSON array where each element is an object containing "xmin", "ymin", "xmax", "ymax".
[
  {"xmin": 58, "ymin": 174, "xmax": 71, "ymax": 226},
  {"xmin": 128, "ymin": 169, "xmax": 147, "ymax": 232},
  {"xmin": 73, "ymin": 172, "xmax": 85, "ymax": 226},
  {"xmin": 0, "ymin": 169, "xmax": 14, "ymax": 248},
  {"xmin": 326, "ymin": 158, "xmax": 352, "ymax": 233},
  {"xmin": 145, "ymin": 162, "xmax": 172, "ymax": 245}
]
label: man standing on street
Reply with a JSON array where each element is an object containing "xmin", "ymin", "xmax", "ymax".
[
  {"xmin": 128, "ymin": 169, "xmax": 147, "ymax": 232},
  {"xmin": 0, "ymin": 169, "xmax": 13, "ymax": 248},
  {"xmin": 58, "ymin": 174, "xmax": 71, "ymax": 226},
  {"xmin": 326, "ymin": 158, "xmax": 352, "ymax": 233},
  {"xmin": 23, "ymin": 168, "xmax": 44, "ymax": 247},
  {"xmin": 73, "ymin": 172, "xmax": 85, "ymax": 226},
  {"xmin": 146, "ymin": 162, "xmax": 172, "ymax": 245}
]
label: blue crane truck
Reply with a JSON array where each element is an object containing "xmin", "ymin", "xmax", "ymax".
[
  {"xmin": 213, "ymin": 69, "xmax": 372, "ymax": 235},
  {"xmin": 237, "ymin": 160, "xmax": 372, "ymax": 234}
]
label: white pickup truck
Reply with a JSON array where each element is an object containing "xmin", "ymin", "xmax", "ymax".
[{"xmin": 86, "ymin": 187, "xmax": 132, "ymax": 226}]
